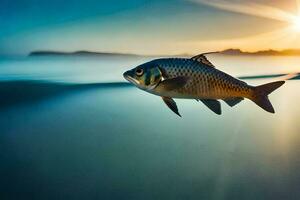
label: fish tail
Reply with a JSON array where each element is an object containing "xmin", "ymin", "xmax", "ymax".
[{"xmin": 249, "ymin": 81, "xmax": 285, "ymax": 113}]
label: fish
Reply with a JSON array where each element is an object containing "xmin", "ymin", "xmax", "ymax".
[{"xmin": 123, "ymin": 52, "xmax": 285, "ymax": 116}]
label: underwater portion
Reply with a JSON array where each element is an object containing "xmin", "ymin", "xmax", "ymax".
[{"xmin": 0, "ymin": 55, "xmax": 299, "ymax": 199}]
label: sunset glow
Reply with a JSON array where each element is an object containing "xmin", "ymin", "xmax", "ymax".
[
  {"xmin": 178, "ymin": 0, "xmax": 300, "ymax": 53},
  {"xmin": 2, "ymin": 0, "xmax": 300, "ymax": 55},
  {"xmin": 292, "ymin": 15, "xmax": 300, "ymax": 32}
]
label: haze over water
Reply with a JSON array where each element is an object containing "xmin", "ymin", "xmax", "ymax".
[{"xmin": 0, "ymin": 54, "xmax": 299, "ymax": 199}]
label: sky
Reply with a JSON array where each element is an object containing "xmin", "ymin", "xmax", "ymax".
[{"xmin": 1, "ymin": 0, "xmax": 300, "ymax": 56}]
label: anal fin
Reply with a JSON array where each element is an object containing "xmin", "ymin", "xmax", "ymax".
[
  {"xmin": 162, "ymin": 97, "xmax": 181, "ymax": 117},
  {"xmin": 223, "ymin": 97, "xmax": 244, "ymax": 107},
  {"xmin": 199, "ymin": 99, "xmax": 221, "ymax": 115}
]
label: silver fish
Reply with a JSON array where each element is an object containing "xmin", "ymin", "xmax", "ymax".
[{"xmin": 123, "ymin": 52, "xmax": 285, "ymax": 116}]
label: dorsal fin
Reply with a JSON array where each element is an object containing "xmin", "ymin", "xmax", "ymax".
[{"xmin": 191, "ymin": 52, "xmax": 219, "ymax": 68}]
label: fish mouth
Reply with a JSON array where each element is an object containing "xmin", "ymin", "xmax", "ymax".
[{"xmin": 123, "ymin": 71, "xmax": 139, "ymax": 85}]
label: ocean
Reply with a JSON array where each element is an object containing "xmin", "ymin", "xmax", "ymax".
[{"xmin": 0, "ymin": 54, "xmax": 299, "ymax": 200}]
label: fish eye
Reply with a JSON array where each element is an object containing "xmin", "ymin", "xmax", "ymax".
[{"xmin": 135, "ymin": 68, "xmax": 144, "ymax": 76}]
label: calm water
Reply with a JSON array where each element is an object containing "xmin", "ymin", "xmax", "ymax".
[{"xmin": 0, "ymin": 55, "xmax": 300, "ymax": 200}]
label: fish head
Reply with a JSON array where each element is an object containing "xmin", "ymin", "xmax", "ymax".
[{"xmin": 123, "ymin": 62, "xmax": 162, "ymax": 91}]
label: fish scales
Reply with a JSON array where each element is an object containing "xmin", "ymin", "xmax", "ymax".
[{"xmin": 153, "ymin": 58, "xmax": 250, "ymax": 99}]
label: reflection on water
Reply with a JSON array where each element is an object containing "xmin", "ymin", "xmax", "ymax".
[
  {"xmin": 0, "ymin": 55, "xmax": 300, "ymax": 199},
  {"xmin": 0, "ymin": 80, "xmax": 130, "ymax": 110}
]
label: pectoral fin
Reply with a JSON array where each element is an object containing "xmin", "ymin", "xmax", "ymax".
[
  {"xmin": 159, "ymin": 76, "xmax": 189, "ymax": 91},
  {"xmin": 223, "ymin": 97, "xmax": 244, "ymax": 107},
  {"xmin": 199, "ymin": 99, "xmax": 221, "ymax": 115},
  {"xmin": 162, "ymin": 97, "xmax": 181, "ymax": 117}
]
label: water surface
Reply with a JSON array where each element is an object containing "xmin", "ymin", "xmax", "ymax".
[{"xmin": 0, "ymin": 55, "xmax": 299, "ymax": 200}]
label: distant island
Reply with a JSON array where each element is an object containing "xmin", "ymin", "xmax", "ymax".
[
  {"xmin": 29, "ymin": 49, "xmax": 300, "ymax": 57},
  {"xmin": 219, "ymin": 48, "xmax": 300, "ymax": 56},
  {"xmin": 28, "ymin": 50, "xmax": 142, "ymax": 57}
]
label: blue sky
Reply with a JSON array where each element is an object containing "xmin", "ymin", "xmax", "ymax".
[{"xmin": 0, "ymin": 0, "xmax": 299, "ymax": 55}]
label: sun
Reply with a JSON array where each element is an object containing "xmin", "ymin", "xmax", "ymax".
[{"xmin": 292, "ymin": 15, "xmax": 300, "ymax": 32}]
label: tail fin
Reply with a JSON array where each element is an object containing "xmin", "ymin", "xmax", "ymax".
[{"xmin": 250, "ymin": 81, "xmax": 285, "ymax": 113}]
